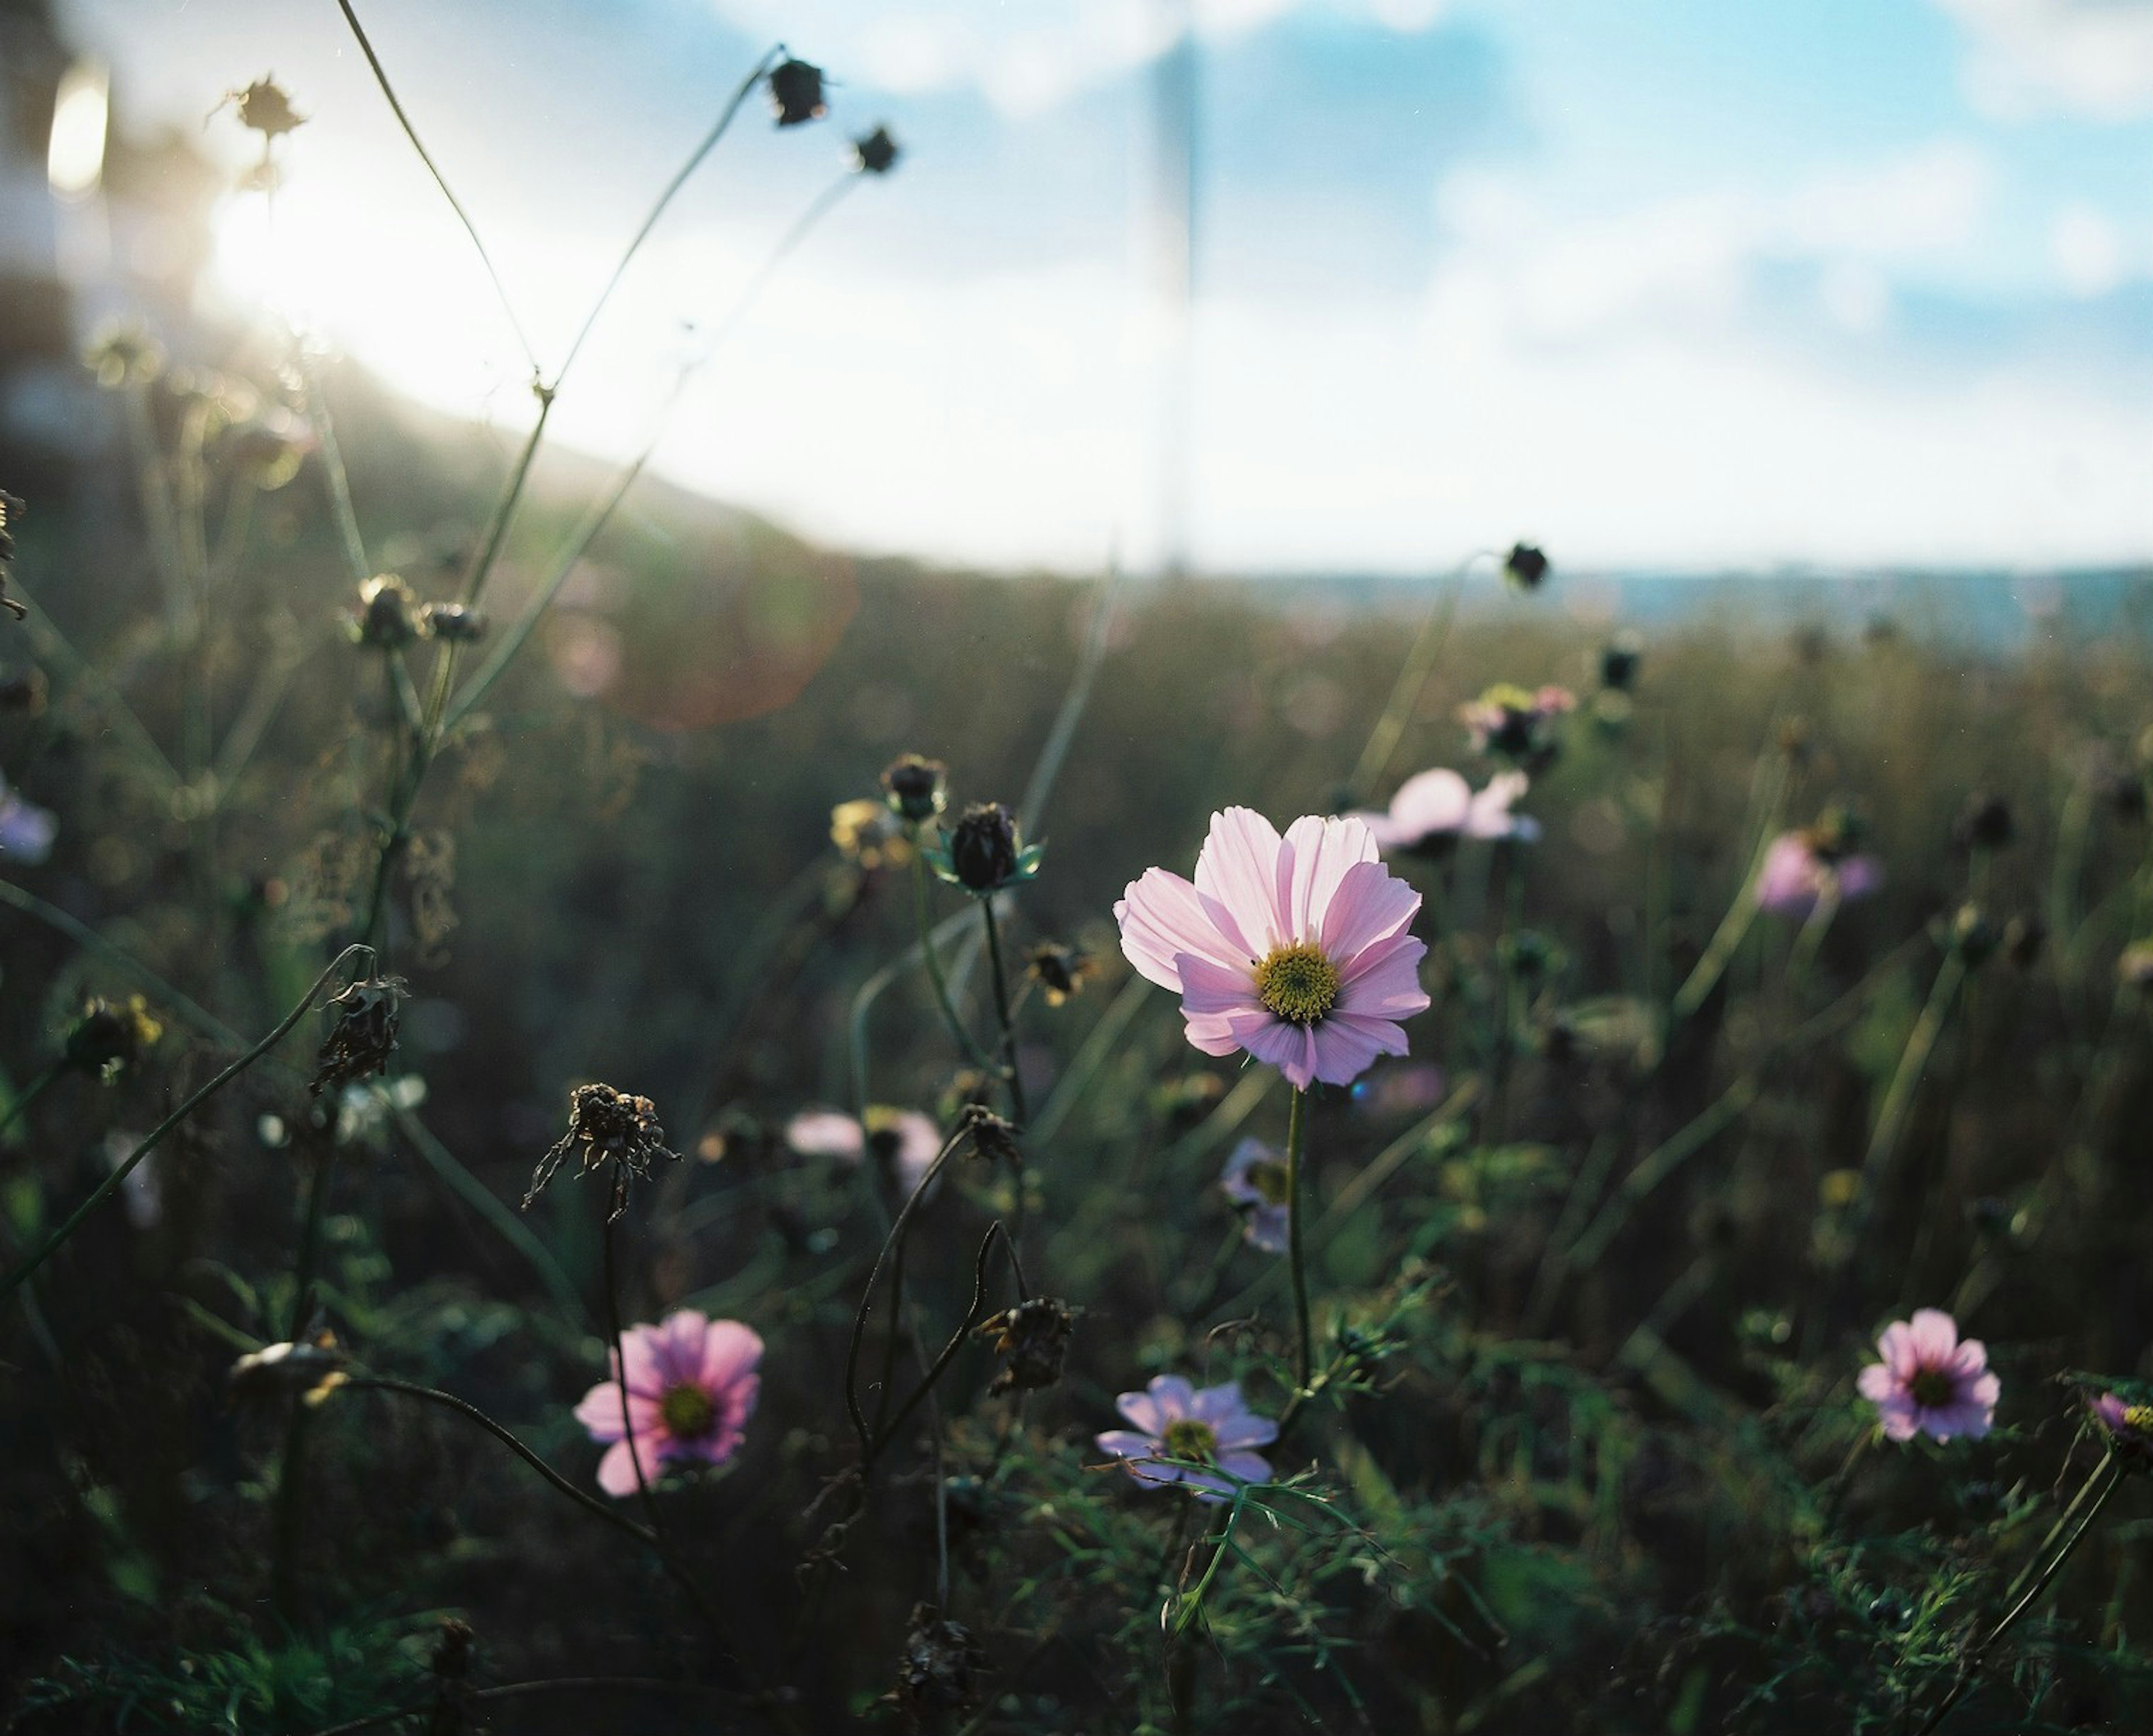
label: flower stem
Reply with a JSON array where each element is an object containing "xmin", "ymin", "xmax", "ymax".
[
  {"xmin": 1284, "ymin": 1086, "xmax": 1313, "ymax": 1397},
  {"xmin": 908, "ymin": 852, "xmax": 998, "ymax": 1077},
  {"xmin": 981, "ymin": 898, "xmax": 1028, "ymax": 1126}
]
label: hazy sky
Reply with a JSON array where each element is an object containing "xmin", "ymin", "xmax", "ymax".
[{"xmin": 57, "ymin": 0, "xmax": 2153, "ymax": 574}]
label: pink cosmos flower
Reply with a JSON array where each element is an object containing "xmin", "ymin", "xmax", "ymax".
[
  {"xmin": 1755, "ymin": 831, "xmax": 1884, "ymax": 918},
  {"xmin": 1219, "ymin": 1137, "xmax": 1290, "ymax": 1254},
  {"xmin": 1458, "ymin": 684, "xmax": 1576, "ymax": 763},
  {"xmin": 2089, "ymin": 1391, "xmax": 2153, "ymax": 1470},
  {"xmin": 0, "ymin": 775, "xmax": 56, "ymax": 864},
  {"xmin": 575, "ymin": 1309, "xmax": 763, "ymax": 1497},
  {"xmin": 1856, "ymin": 1308, "xmax": 1999, "ymax": 1442},
  {"xmin": 1351, "ymin": 767, "xmax": 1538, "ymax": 855},
  {"xmin": 784, "ymin": 1105, "xmax": 941, "ymax": 1197},
  {"xmin": 1096, "ymin": 1374, "xmax": 1277, "ymax": 1500},
  {"xmin": 1115, "ymin": 809, "xmax": 1430, "ymax": 1091}
]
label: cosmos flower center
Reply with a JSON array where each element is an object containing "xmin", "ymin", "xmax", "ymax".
[
  {"xmin": 1909, "ymin": 1368, "xmax": 1956, "ymax": 1409},
  {"xmin": 660, "ymin": 1381, "xmax": 718, "ymax": 1440},
  {"xmin": 1244, "ymin": 1158, "xmax": 1291, "ymax": 1206},
  {"xmin": 2126, "ymin": 1404, "xmax": 2153, "ymax": 1434},
  {"xmin": 1254, "ymin": 944, "xmax": 1339, "ymax": 1025},
  {"xmin": 1162, "ymin": 1418, "xmax": 1218, "ymax": 1463}
]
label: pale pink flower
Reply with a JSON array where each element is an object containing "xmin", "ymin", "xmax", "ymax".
[
  {"xmin": 1755, "ymin": 832, "xmax": 1884, "ymax": 918},
  {"xmin": 1219, "ymin": 1137, "xmax": 1290, "ymax": 1254},
  {"xmin": 1352, "ymin": 767, "xmax": 1538, "ymax": 855},
  {"xmin": 575, "ymin": 1309, "xmax": 763, "ymax": 1497},
  {"xmin": 0, "ymin": 776, "xmax": 56, "ymax": 863},
  {"xmin": 1115, "ymin": 809, "xmax": 1430, "ymax": 1091},
  {"xmin": 1857, "ymin": 1308, "xmax": 1998, "ymax": 1442},
  {"xmin": 1096, "ymin": 1374, "xmax": 1276, "ymax": 1500},
  {"xmin": 784, "ymin": 1105, "xmax": 940, "ymax": 1197}
]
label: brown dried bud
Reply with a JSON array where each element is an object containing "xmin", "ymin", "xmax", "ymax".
[
  {"xmin": 524, "ymin": 1082, "xmax": 680, "ymax": 1218},
  {"xmin": 311, "ymin": 976, "xmax": 406, "ymax": 1096},
  {"xmin": 1503, "ymin": 541, "xmax": 1550, "ymax": 592},
  {"xmin": 230, "ymin": 77, "xmax": 306, "ymax": 138},
  {"xmin": 768, "ymin": 59, "xmax": 828, "ymax": 127},
  {"xmin": 854, "ymin": 125, "xmax": 900, "ymax": 174},
  {"xmin": 976, "ymin": 1296, "xmax": 1075, "ymax": 1396},
  {"xmin": 886, "ymin": 1604, "xmax": 982, "ymax": 1728},
  {"xmin": 880, "ymin": 753, "xmax": 946, "ymax": 823},
  {"xmin": 1024, "ymin": 942, "xmax": 1096, "ymax": 1006},
  {"xmin": 958, "ymin": 1102, "xmax": 1022, "ymax": 1168},
  {"xmin": 352, "ymin": 575, "xmax": 422, "ymax": 649}
]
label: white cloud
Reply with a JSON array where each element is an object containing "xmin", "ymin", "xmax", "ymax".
[
  {"xmin": 1929, "ymin": 0, "xmax": 2153, "ymax": 119},
  {"xmin": 2051, "ymin": 201, "xmax": 2126, "ymax": 296}
]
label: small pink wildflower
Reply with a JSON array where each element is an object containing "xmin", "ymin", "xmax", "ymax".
[
  {"xmin": 1352, "ymin": 767, "xmax": 1538, "ymax": 855},
  {"xmin": 1458, "ymin": 684, "xmax": 1575, "ymax": 764},
  {"xmin": 1096, "ymin": 1374, "xmax": 1276, "ymax": 1501},
  {"xmin": 1856, "ymin": 1308, "xmax": 1998, "ymax": 1442},
  {"xmin": 2089, "ymin": 1391, "xmax": 2153, "ymax": 1471},
  {"xmin": 784, "ymin": 1105, "xmax": 940, "ymax": 1197},
  {"xmin": 1115, "ymin": 808, "xmax": 1430, "ymax": 1091},
  {"xmin": 0, "ymin": 775, "xmax": 56, "ymax": 863},
  {"xmin": 1219, "ymin": 1137, "xmax": 1290, "ymax": 1254},
  {"xmin": 1756, "ymin": 831, "xmax": 1884, "ymax": 918},
  {"xmin": 575, "ymin": 1309, "xmax": 763, "ymax": 1497}
]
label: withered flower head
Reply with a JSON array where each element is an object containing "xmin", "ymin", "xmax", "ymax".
[
  {"xmin": 1025, "ymin": 941, "xmax": 1096, "ymax": 1006},
  {"xmin": 853, "ymin": 125, "xmax": 900, "ymax": 174},
  {"xmin": 230, "ymin": 76, "xmax": 306, "ymax": 138},
  {"xmin": 768, "ymin": 58, "xmax": 828, "ymax": 127},
  {"xmin": 929, "ymin": 801, "xmax": 1043, "ymax": 895},
  {"xmin": 1600, "ymin": 630, "xmax": 1643, "ymax": 692},
  {"xmin": 886, "ymin": 1604, "xmax": 983, "ymax": 1728},
  {"xmin": 523, "ymin": 1082, "xmax": 680, "ymax": 1219},
  {"xmin": 958, "ymin": 1102, "xmax": 1023, "ymax": 1168},
  {"xmin": 976, "ymin": 1295, "xmax": 1075, "ymax": 1396},
  {"xmin": 880, "ymin": 752, "xmax": 946, "ymax": 823},
  {"xmin": 1948, "ymin": 902, "xmax": 1999, "ymax": 967},
  {"xmin": 351, "ymin": 575, "xmax": 422, "ymax": 650},
  {"xmin": 421, "ymin": 601, "xmax": 486, "ymax": 642},
  {"xmin": 227, "ymin": 1332, "xmax": 346, "ymax": 1405},
  {"xmin": 83, "ymin": 323, "xmax": 165, "ymax": 390},
  {"xmin": 1503, "ymin": 542, "xmax": 1550, "ymax": 592},
  {"xmin": 830, "ymin": 797, "xmax": 911, "ymax": 871},
  {"xmin": 1953, "ymin": 792, "xmax": 2015, "ymax": 852},
  {"xmin": 64, "ymin": 995, "xmax": 164, "ymax": 1079},
  {"xmin": 311, "ymin": 976, "xmax": 407, "ymax": 1097}
]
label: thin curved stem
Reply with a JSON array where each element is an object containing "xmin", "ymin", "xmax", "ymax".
[
  {"xmin": 842, "ymin": 1128, "xmax": 968, "ymax": 1461},
  {"xmin": 1284, "ymin": 1087, "xmax": 1313, "ymax": 1395},
  {"xmin": 1346, "ymin": 550, "xmax": 1490, "ymax": 805}
]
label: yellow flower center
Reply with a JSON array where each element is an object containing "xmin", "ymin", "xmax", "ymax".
[
  {"xmin": 1162, "ymin": 1418, "xmax": 1218, "ymax": 1463},
  {"xmin": 1245, "ymin": 1158, "xmax": 1291, "ymax": 1206},
  {"xmin": 1254, "ymin": 943, "xmax": 1339, "ymax": 1025},
  {"xmin": 2126, "ymin": 1404, "xmax": 2153, "ymax": 1434},
  {"xmin": 659, "ymin": 1382, "xmax": 717, "ymax": 1439}
]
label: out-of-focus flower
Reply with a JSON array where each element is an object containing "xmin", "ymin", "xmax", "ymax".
[
  {"xmin": 1948, "ymin": 902, "xmax": 1999, "ymax": 966},
  {"xmin": 217, "ymin": 406, "xmax": 313, "ymax": 490},
  {"xmin": 574, "ymin": 1309, "xmax": 761, "ymax": 1497},
  {"xmin": 349, "ymin": 575, "xmax": 422, "ymax": 650},
  {"xmin": 927, "ymin": 801, "xmax": 1041, "ymax": 895},
  {"xmin": 2004, "ymin": 913, "xmax": 2045, "ymax": 969},
  {"xmin": 82, "ymin": 323, "xmax": 164, "ymax": 390},
  {"xmin": 1953, "ymin": 792, "xmax": 2015, "ymax": 852},
  {"xmin": 1116, "ymin": 808, "xmax": 1429, "ymax": 1091},
  {"xmin": 853, "ymin": 125, "xmax": 900, "ymax": 174},
  {"xmin": 421, "ymin": 601, "xmax": 486, "ymax": 642},
  {"xmin": 2118, "ymin": 940, "xmax": 2153, "ymax": 991},
  {"xmin": 0, "ymin": 490, "xmax": 27, "ymax": 620},
  {"xmin": 1755, "ymin": 819, "xmax": 1884, "ymax": 919},
  {"xmin": 1219, "ymin": 1137, "xmax": 1290, "ymax": 1254},
  {"xmin": 310, "ymin": 976, "xmax": 406, "ymax": 1097},
  {"xmin": 0, "ymin": 668, "xmax": 47, "ymax": 714},
  {"xmin": 976, "ymin": 1295, "xmax": 1075, "ymax": 1395},
  {"xmin": 830, "ymin": 797, "xmax": 911, "ymax": 871},
  {"xmin": 64, "ymin": 995, "xmax": 163, "ymax": 1078},
  {"xmin": 2089, "ymin": 1391, "xmax": 2153, "ymax": 1472},
  {"xmin": 0, "ymin": 775, "xmax": 56, "ymax": 862},
  {"xmin": 785, "ymin": 1105, "xmax": 941, "ymax": 1197},
  {"xmin": 1600, "ymin": 631, "xmax": 1643, "ymax": 692},
  {"xmin": 333, "ymin": 1074, "xmax": 426, "ymax": 1146},
  {"xmin": 1025, "ymin": 941, "xmax": 1096, "ymax": 1006},
  {"xmin": 880, "ymin": 753, "xmax": 946, "ymax": 823},
  {"xmin": 1502, "ymin": 542, "xmax": 1550, "ymax": 592},
  {"xmin": 1351, "ymin": 767, "xmax": 1538, "ymax": 857},
  {"xmin": 767, "ymin": 58, "xmax": 828, "ymax": 127},
  {"xmin": 1096, "ymin": 1375, "xmax": 1276, "ymax": 1500},
  {"xmin": 1351, "ymin": 1060, "xmax": 1448, "ymax": 1118},
  {"xmin": 523, "ymin": 1082, "xmax": 678, "ymax": 1218},
  {"xmin": 1856, "ymin": 1308, "xmax": 1999, "ymax": 1442},
  {"xmin": 102, "ymin": 1129, "xmax": 160, "ymax": 1229},
  {"xmin": 227, "ymin": 76, "xmax": 305, "ymax": 138},
  {"xmin": 228, "ymin": 1333, "xmax": 346, "ymax": 1405},
  {"xmin": 1458, "ymin": 684, "xmax": 1575, "ymax": 768}
]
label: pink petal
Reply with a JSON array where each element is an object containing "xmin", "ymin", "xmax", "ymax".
[
  {"xmin": 1877, "ymin": 1321, "xmax": 1919, "ymax": 1382},
  {"xmin": 1189, "ymin": 1383, "xmax": 1250, "ymax": 1426},
  {"xmin": 618, "ymin": 1326, "xmax": 668, "ymax": 1398},
  {"xmin": 785, "ymin": 1110, "xmax": 866, "ymax": 1160},
  {"xmin": 1194, "ymin": 808, "xmax": 1288, "ymax": 955},
  {"xmin": 596, "ymin": 1438, "xmax": 650, "ymax": 1498},
  {"xmin": 1279, "ymin": 814, "xmax": 1379, "ymax": 943},
  {"xmin": 1969, "ymin": 1372, "xmax": 2000, "ymax": 1409},
  {"xmin": 1177, "ymin": 952, "xmax": 1262, "ymax": 1018},
  {"xmin": 700, "ymin": 1319, "xmax": 764, "ymax": 1392},
  {"xmin": 1855, "ymin": 1363, "xmax": 1899, "ymax": 1403},
  {"xmin": 1095, "ymin": 1429, "xmax": 1158, "ymax": 1461},
  {"xmin": 1463, "ymin": 771, "xmax": 1532, "ymax": 838},
  {"xmin": 1319, "ymin": 860, "xmax": 1422, "ymax": 963},
  {"xmin": 1922, "ymin": 1400, "xmax": 1992, "ymax": 1441},
  {"xmin": 574, "ymin": 1379, "xmax": 631, "ymax": 1442},
  {"xmin": 653, "ymin": 1311, "xmax": 710, "ymax": 1386},
  {"xmin": 1345, "ymin": 809, "xmax": 1406, "ymax": 850},
  {"xmin": 1387, "ymin": 769, "xmax": 1472, "ymax": 840},
  {"xmin": 1213, "ymin": 1414, "xmax": 1279, "ymax": 1452},
  {"xmin": 1907, "ymin": 1309, "xmax": 1959, "ymax": 1366},
  {"xmin": 1874, "ymin": 1393, "xmax": 1920, "ymax": 1441},
  {"xmin": 1241, "ymin": 1018, "xmax": 1318, "ymax": 1089},
  {"xmin": 1948, "ymin": 1337, "xmax": 1989, "ymax": 1379},
  {"xmin": 1216, "ymin": 1449, "xmax": 1272, "ymax": 1485},
  {"xmin": 1117, "ymin": 868, "xmax": 1241, "ymax": 992},
  {"xmin": 1309, "ymin": 1015, "xmax": 1400, "ymax": 1087},
  {"xmin": 1336, "ymin": 936, "xmax": 1431, "ymax": 1020}
]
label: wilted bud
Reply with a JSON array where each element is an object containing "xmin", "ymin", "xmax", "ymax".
[
  {"xmin": 831, "ymin": 797, "xmax": 910, "ymax": 870},
  {"xmin": 886, "ymin": 1604, "xmax": 982, "ymax": 1728},
  {"xmin": 2004, "ymin": 913, "xmax": 2045, "ymax": 970},
  {"xmin": 931, "ymin": 802, "xmax": 1043, "ymax": 894},
  {"xmin": 976, "ymin": 1296, "xmax": 1075, "ymax": 1396},
  {"xmin": 853, "ymin": 125, "xmax": 899, "ymax": 174},
  {"xmin": 351, "ymin": 575, "xmax": 422, "ymax": 650},
  {"xmin": 1025, "ymin": 941, "xmax": 1096, "ymax": 1006},
  {"xmin": 768, "ymin": 58, "xmax": 828, "ymax": 127},
  {"xmin": 64, "ymin": 995, "xmax": 164, "ymax": 1079},
  {"xmin": 880, "ymin": 753, "xmax": 946, "ymax": 823},
  {"xmin": 958, "ymin": 1102, "xmax": 1023, "ymax": 1169},
  {"xmin": 1949, "ymin": 903, "xmax": 1999, "ymax": 967},
  {"xmin": 229, "ymin": 76, "xmax": 306, "ymax": 139},
  {"xmin": 311, "ymin": 976, "xmax": 406, "ymax": 1097},
  {"xmin": 523, "ymin": 1081, "xmax": 680, "ymax": 1218},
  {"xmin": 1600, "ymin": 630, "xmax": 1643, "ymax": 692},
  {"xmin": 1953, "ymin": 792, "xmax": 2015, "ymax": 852},
  {"xmin": 1502, "ymin": 542, "xmax": 1550, "ymax": 592},
  {"xmin": 421, "ymin": 601, "xmax": 486, "ymax": 642}
]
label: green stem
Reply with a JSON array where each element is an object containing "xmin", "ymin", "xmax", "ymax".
[
  {"xmin": 981, "ymin": 898, "xmax": 1028, "ymax": 1126},
  {"xmin": 0, "ymin": 947, "xmax": 366, "ymax": 1306},
  {"xmin": 906, "ymin": 853, "xmax": 998, "ymax": 1078},
  {"xmin": 1855, "ymin": 946, "xmax": 1967, "ymax": 1217},
  {"xmin": 1284, "ymin": 1087, "xmax": 1313, "ymax": 1396},
  {"xmin": 1346, "ymin": 552, "xmax": 1486, "ymax": 805},
  {"xmin": 1669, "ymin": 749, "xmax": 1793, "ymax": 1025}
]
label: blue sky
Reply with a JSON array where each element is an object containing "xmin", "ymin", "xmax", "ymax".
[{"xmin": 59, "ymin": 0, "xmax": 2153, "ymax": 572}]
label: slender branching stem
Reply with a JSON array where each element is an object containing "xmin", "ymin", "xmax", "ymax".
[
  {"xmin": 981, "ymin": 897, "xmax": 1028, "ymax": 1126},
  {"xmin": 908, "ymin": 852, "xmax": 997, "ymax": 1077}
]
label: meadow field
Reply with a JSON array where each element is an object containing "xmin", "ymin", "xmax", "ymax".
[{"xmin": 4, "ymin": 31, "xmax": 2153, "ymax": 1736}]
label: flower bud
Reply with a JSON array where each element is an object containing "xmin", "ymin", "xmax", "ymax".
[
  {"xmin": 421, "ymin": 601, "xmax": 487, "ymax": 642},
  {"xmin": 351, "ymin": 575, "xmax": 422, "ymax": 650},
  {"xmin": 880, "ymin": 753, "xmax": 946, "ymax": 823},
  {"xmin": 1600, "ymin": 630, "xmax": 1643, "ymax": 692},
  {"xmin": 1502, "ymin": 542, "xmax": 1550, "ymax": 592},
  {"xmin": 768, "ymin": 58, "xmax": 827, "ymax": 127},
  {"xmin": 853, "ymin": 125, "xmax": 900, "ymax": 174},
  {"xmin": 64, "ymin": 995, "xmax": 164, "ymax": 1079},
  {"xmin": 934, "ymin": 801, "xmax": 1043, "ymax": 894}
]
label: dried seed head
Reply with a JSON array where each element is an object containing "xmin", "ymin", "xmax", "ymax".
[
  {"xmin": 63, "ymin": 995, "xmax": 164, "ymax": 1079},
  {"xmin": 931, "ymin": 802, "xmax": 1042, "ymax": 894},
  {"xmin": 1024, "ymin": 941, "xmax": 1096, "ymax": 1006},
  {"xmin": 311, "ymin": 976, "xmax": 407, "ymax": 1097},
  {"xmin": 230, "ymin": 76, "xmax": 306, "ymax": 138},
  {"xmin": 886, "ymin": 1604, "xmax": 983, "ymax": 1728},
  {"xmin": 228, "ymin": 1333, "xmax": 346, "ymax": 1405},
  {"xmin": 352, "ymin": 575, "xmax": 422, "ymax": 650},
  {"xmin": 853, "ymin": 125, "xmax": 900, "ymax": 174},
  {"xmin": 976, "ymin": 1295, "xmax": 1075, "ymax": 1396},
  {"xmin": 880, "ymin": 753, "xmax": 946, "ymax": 823},
  {"xmin": 958, "ymin": 1102, "xmax": 1022, "ymax": 1168},
  {"xmin": 523, "ymin": 1082, "xmax": 680, "ymax": 1219},
  {"xmin": 421, "ymin": 601, "xmax": 487, "ymax": 642},
  {"xmin": 1503, "ymin": 542, "xmax": 1550, "ymax": 592},
  {"xmin": 768, "ymin": 58, "xmax": 828, "ymax": 127},
  {"xmin": 1600, "ymin": 630, "xmax": 1643, "ymax": 692}
]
